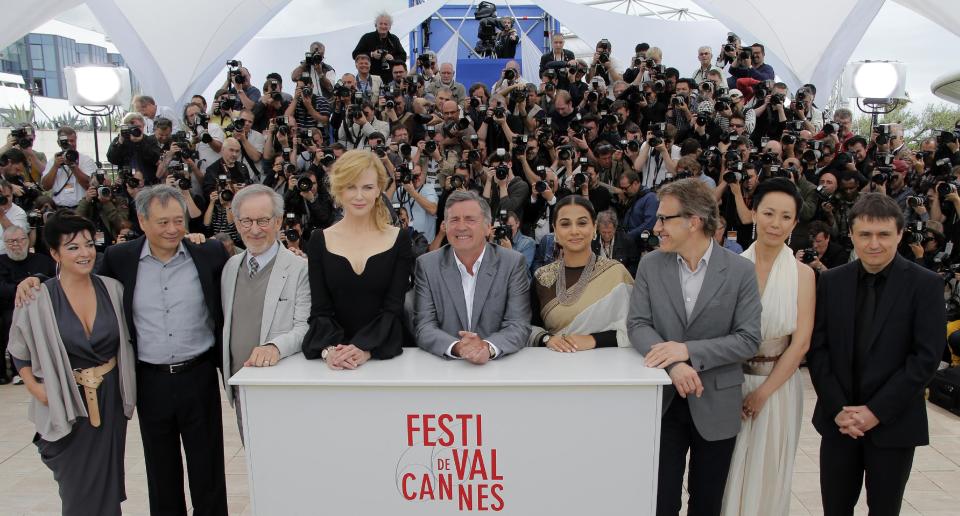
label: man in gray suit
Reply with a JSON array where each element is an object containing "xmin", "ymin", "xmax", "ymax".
[
  {"xmin": 415, "ymin": 190, "xmax": 531, "ymax": 363},
  {"xmin": 627, "ymin": 178, "xmax": 761, "ymax": 516},
  {"xmin": 220, "ymin": 185, "xmax": 311, "ymax": 435}
]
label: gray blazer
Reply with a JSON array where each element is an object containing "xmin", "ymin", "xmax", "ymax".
[
  {"xmin": 221, "ymin": 246, "xmax": 311, "ymax": 405},
  {"xmin": 414, "ymin": 243, "xmax": 532, "ymax": 358},
  {"xmin": 627, "ymin": 242, "xmax": 761, "ymax": 441}
]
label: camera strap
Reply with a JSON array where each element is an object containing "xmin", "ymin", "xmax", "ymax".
[{"xmin": 52, "ymin": 165, "xmax": 76, "ymax": 197}]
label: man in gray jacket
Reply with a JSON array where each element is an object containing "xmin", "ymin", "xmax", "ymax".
[
  {"xmin": 415, "ymin": 190, "xmax": 530, "ymax": 363},
  {"xmin": 627, "ymin": 178, "xmax": 761, "ymax": 516}
]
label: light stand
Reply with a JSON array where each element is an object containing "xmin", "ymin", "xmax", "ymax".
[{"xmin": 72, "ymin": 105, "xmax": 116, "ymax": 169}]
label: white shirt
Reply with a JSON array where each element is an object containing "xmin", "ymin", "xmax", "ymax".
[
  {"xmin": 196, "ymin": 122, "xmax": 226, "ymax": 169},
  {"xmin": 238, "ymin": 130, "xmax": 266, "ymax": 178},
  {"xmin": 45, "ymin": 152, "xmax": 97, "ymax": 207},
  {"xmin": 392, "ymin": 182, "xmax": 438, "ymax": 242},
  {"xmin": 677, "ymin": 241, "xmax": 714, "ymax": 318},
  {"xmin": 640, "ymin": 143, "xmax": 682, "ymax": 190},
  {"xmin": 444, "ymin": 246, "xmax": 501, "ymax": 359},
  {"xmin": 0, "ymin": 203, "xmax": 29, "ymax": 256},
  {"xmin": 143, "ymin": 106, "xmax": 182, "ymax": 134}
]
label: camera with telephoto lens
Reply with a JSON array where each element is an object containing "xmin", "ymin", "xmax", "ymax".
[
  {"xmin": 639, "ymin": 230, "xmax": 659, "ymax": 248},
  {"xmin": 424, "ymin": 140, "xmax": 438, "ymax": 155},
  {"xmin": 781, "ymin": 133, "xmax": 797, "ymax": 145},
  {"xmin": 304, "ymin": 51, "xmax": 323, "ymax": 66},
  {"xmin": 723, "ymin": 170, "xmax": 743, "ymax": 184},
  {"xmin": 822, "ymin": 121, "xmax": 839, "ymax": 135},
  {"xmin": 937, "ymin": 180, "xmax": 959, "ymax": 198},
  {"xmin": 572, "ymin": 171, "xmax": 587, "ymax": 189},
  {"xmin": 557, "ymin": 145, "xmax": 573, "ymax": 161},
  {"xmin": 373, "ymin": 144, "xmax": 387, "ymax": 158},
  {"xmin": 770, "ymin": 93, "xmax": 785, "ymax": 105},
  {"xmin": 450, "ymin": 175, "xmax": 465, "ymax": 190},
  {"xmin": 492, "ymin": 209, "xmax": 510, "ymax": 242},
  {"xmin": 903, "ymin": 221, "xmax": 925, "ymax": 245},
  {"xmin": 397, "ymin": 163, "xmax": 414, "ymax": 184},
  {"xmin": 97, "ymin": 186, "xmax": 111, "ymax": 198},
  {"xmin": 495, "ymin": 163, "xmax": 509, "ymax": 181},
  {"xmin": 119, "ymin": 124, "xmax": 143, "ymax": 139},
  {"xmin": 871, "ymin": 169, "xmax": 891, "ymax": 185},
  {"xmin": 739, "ymin": 49, "xmax": 752, "ymax": 61},
  {"xmin": 875, "ymin": 124, "xmax": 892, "ymax": 145},
  {"xmin": 283, "ymin": 212, "xmax": 301, "ymax": 243},
  {"xmin": 220, "ymin": 93, "xmax": 239, "ymax": 112},
  {"xmin": 333, "ymin": 83, "xmax": 351, "ymax": 98},
  {"xmin": 319, "ymin": 150, "xmax": 336, "ymax": 166},
  {"xmin": 10, "ymin": 127, "xmax": 34, "ymax": 148},
  {"xmin": 800, "ymin": 248, "xmax": 818, "ymax": 264},
  {"xmin": 27, "ymin": 209, "xmax": 44, "ymax": 228},
  {"xmin": 907, "ymin": 195, "xmax": 926, "ymax": 209},
  {"xmin": 171, "ymin": 165, "xmax": 192, "ymax": 190},
  {"xmin": 295, "ymin": 174, "xmax": 314, "ymax": 192}
]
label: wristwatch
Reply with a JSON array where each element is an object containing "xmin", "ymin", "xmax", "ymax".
[
  {"xmin": 541, "ymin": 333, "xmax": 551, "ymax": 346},
  {"xmin": 320, "ymin": 346, "xmax": 333, "ymax": 360},
  {"xmin": 488, "ymin": 343, "xmax": 496, "ymax": 359}
]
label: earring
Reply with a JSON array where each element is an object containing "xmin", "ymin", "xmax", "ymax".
[
  {"xmin": 751, "ymin": 222, "xmax": 756, "ymax": 240},
  {"xmin": 55, "ymin": 261, "xmax": 61, "ymax": 279},
  {"xmin": 787, "ymin": 234, "xmax": 792, "ymax": 246}
]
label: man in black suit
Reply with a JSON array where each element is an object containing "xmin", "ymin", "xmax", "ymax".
[
  {"xmin": 352, "ymin": 12, "xmax": 406, "ymax": 85},
  {"xmin": 539, "ymin": 33, "xmax": 575, "ymax": 74},
  {"xmin": 21, "ymin": 185, "xmax": 231, "ymax": 515},
  {"xmin": 807, "ymin": 193, "xmax": 945, "ymax": 516}
]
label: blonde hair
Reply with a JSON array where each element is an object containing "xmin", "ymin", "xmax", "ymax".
[{"xmin": 329, "ymin": 149, "xmax": 391, "ymax": 230}]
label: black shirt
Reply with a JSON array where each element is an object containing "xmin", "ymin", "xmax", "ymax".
[
  {"xmin": 0, "ymin": 253, "xmax": 56, "ymax": 310},
  {"xmin": 853, "ymin": 259, "xmax": 894, "ymax": 399}
]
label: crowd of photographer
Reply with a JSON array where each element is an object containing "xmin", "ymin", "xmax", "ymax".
[{"xmin": 1, "ymin": 11, "xmax": 959, "ymax": 515}]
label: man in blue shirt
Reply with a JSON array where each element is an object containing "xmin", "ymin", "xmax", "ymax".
[
  {"xmin": 618, "ymin": 171, "xmax": 659, "ymax": 245},
  {"xmin": 727, "ymin": 43, "xmax": 775, "ymax": 89}
]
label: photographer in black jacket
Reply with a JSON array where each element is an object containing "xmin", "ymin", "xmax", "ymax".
[
  {"xmin": 352, "ymin": 12, "xmax": 407, "ymax": 85},
  {"xmin": 107, "ymin": 113, "xmax": 162, "ymax": 184}
]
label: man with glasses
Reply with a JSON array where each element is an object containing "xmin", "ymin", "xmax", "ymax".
[
  {"xmin": 221, "ymin": 185, "xmax": 309, "ymax": 436},
  {"xmin": 692, "ymin": 46, "xmax": 725, "ymax": 86},
  {"xmin": 230, "ymin": 110, "xmax": 265, "ymax": 180},
  {"xmin": 0, "ymin": 225, "xmax": 54, "ymax": 384},
  {"xmin": 627, "ymin": 178, "xmax": 761, "ymax": 516}
]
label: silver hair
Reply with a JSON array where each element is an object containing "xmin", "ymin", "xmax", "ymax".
[
  {"xmin": 834, "ymin": 107, "xmax": 853, "ymax": 120},
  {"xmin": 122, "ymin": 112, "xmax": 145, "ymax": 125},
  {"xmin": 231, "ymin": 184, "xmax": 284, "ymax": 219},
  {"xmin": 135, "ymin": 185, "xmax": 187, "ymax": 220},
  {"xmin": 376, "ymin": 11, "xmax": 393, "ymax": 26},
  {"xmin": 3, "ymin": 225, "xmax": 27, "ymax": 239},
  {"xmin": 444, "ymin": 190, "xmax": 492, "ymax": 224},
  {"xmin": 597, "ymin": 209, "xmax": 618, "ymax": 228},
  {"xmin": 698, "ymin": 45, "xmax": 712, "ymax": 55}
]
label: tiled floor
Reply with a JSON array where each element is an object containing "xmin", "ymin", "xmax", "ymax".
[{"xmin": 0, "ymin": 369, "xmax": 957, "ymax": 515}]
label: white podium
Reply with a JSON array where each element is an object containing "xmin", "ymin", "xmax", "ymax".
[{"xmin": 229, "ymin": 347, "xmax": 670, "ymax": 516}]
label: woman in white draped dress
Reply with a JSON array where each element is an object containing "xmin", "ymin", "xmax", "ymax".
[{"xmin": 722, "ymin": 177, "xmax": 815, "ymax": 516}]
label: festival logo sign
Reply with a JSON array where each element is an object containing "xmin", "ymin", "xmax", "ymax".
[{"xmin": 397, "ymin": 413, "xmax": 505, "ymax": 511}]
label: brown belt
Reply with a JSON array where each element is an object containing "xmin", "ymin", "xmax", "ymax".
[
  {"xmin": 748, "ymin": 354, "xmax": 782, "ymax": 363},
  {"xmin": 72, "ymin": 357, "xmax": 117, "ymax": 428}
]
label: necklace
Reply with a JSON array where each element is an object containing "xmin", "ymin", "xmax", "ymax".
[{"xmin": 555, "ymin": 252, "xmax": 597, "ymax": 305}]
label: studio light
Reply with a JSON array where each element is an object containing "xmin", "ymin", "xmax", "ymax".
[
  {"xmin": 64, "ymin": 66, "xmax": 131, "ymax": 106},
  {"xmin": 842, "ymin": 61, "xmax": 907, "ymax": 100}
]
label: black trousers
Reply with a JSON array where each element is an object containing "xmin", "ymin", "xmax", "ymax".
[
  {"xmin": 657, "ymin": 395, "xmax": 737, "ymax": 516},
  {"xmin": 137, "ymin": 358, "xmax": 228, "ymax": 516},
  {"xmin": 819, "ymin": 432, "xmax": 915, "ymax": 516},
  {"xmin": 0, "ymin": 309, "xmax": 12, "ymax": 380}
]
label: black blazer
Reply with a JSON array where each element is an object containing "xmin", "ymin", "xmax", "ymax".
[
  {"xmin": 807, "ymin": 254, "xmax": 945, "ymax": 447},
  {"xmin": 99, "ymin": 236, "xmax": 229, "ymax": 364},
  {"xmin": 539, "ymin": 49, "xmax": 575, "ymax": 74}
]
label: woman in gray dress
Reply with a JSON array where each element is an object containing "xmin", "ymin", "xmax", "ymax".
[{"xmin": 9, "ymin": 211, "xmax": 136, "ymax": 516}]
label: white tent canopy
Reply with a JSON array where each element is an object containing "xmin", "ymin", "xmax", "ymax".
[{"xmin": 3, "ymin": 0, "xmax": 959, "ymax": 110}]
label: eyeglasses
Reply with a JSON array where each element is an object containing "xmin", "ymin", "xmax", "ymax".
[
  {"xmin": 237, "ymin": 217, "xmax": 275, "ymax": 229},
  {"xmin": 3, "ymin": 237, "xmax": 27, "ymax": 245},
  {"xmin": 656, "ymin": 213, "xmax": 684, "ymax": 224}
]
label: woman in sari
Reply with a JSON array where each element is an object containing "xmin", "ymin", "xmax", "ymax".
[{"xmin": 531, "ymin": 197, "xmax": 634, "ymax": 351}]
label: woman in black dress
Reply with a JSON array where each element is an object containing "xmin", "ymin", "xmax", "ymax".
[
  {"xmin": 9, "ymin": 211, "xmax": 136, "ymax": 516},
  {"xmin": 302, "ymin": 149, "xmax": 413, "ymax": 368}
]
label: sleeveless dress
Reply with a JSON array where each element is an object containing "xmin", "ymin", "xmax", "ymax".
[{"xmin": 721, "ymin": 243, "xmax": 803, "ymax": 516}]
